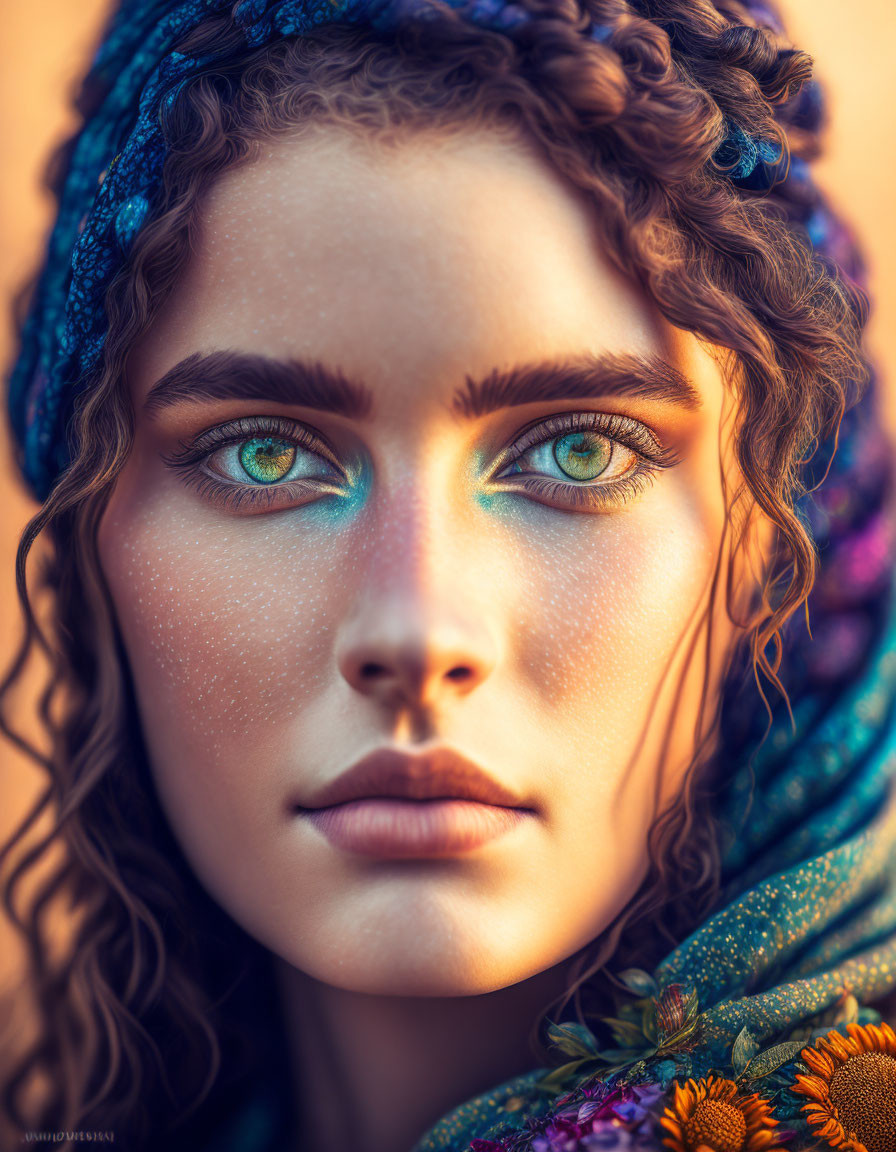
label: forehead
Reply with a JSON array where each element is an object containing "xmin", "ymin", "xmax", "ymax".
[{"xmin": 131, "ymin": 125, "xmax": 720, "ymax": 412}]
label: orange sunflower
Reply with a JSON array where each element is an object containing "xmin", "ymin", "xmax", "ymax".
[
  {"xmin": 790, "ymin": 1020, "xmax": 896, "ymax": 1152},
  {"xmin": 660, "ymin": 1075, "xmax": 786, "ymax": 1152}
]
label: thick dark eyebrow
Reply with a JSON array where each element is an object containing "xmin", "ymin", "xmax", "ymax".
[
  {"xmin": 452, "ymin": 352, "xmax": 702, "ymax": 418},
  {"xmin": 143, "ymin": 350, "xmax": 374, "ymax": 418},
  {"xmin": 144, "ymin": 349, "xmax": 700, "ymax": 421}
]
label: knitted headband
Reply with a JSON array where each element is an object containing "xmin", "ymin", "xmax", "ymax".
[{"xmin": 7, "ymin": 0, "xmax": 793, "ymax": 502}]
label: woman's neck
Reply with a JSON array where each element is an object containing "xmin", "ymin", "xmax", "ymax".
[{"xmin": 273, "ymin": 958, "xmax": 572, "ymax": 1152}]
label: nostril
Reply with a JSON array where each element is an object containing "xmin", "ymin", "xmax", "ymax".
[{"xmin": 342, "ymin": 652, "xmax": 491, "ymax": 700}]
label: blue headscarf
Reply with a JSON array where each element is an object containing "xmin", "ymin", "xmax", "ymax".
[
  {"xmin": 6, "ymin": 2, "xmax": 895, "ymax": 1150},
  {"xmin": 7, "ymin": 0, "xmax": 782, "ymax": 502}
]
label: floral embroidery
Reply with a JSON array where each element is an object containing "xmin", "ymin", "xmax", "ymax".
[
  {"xmin": 443, "ymin": 1013, "xmax": 896, "ymax": 1151},
  {"xmin": 533, "ymin": 972, "xmax": 702, "ymax": 1096},
  {"xmin": 468, "ymin": 1079, "xmax": 665, "ymax": 1150}
]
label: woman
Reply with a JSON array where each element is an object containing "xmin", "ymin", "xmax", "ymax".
[{"xmin": 1, "ymin": 1, "xmax": 894, "ymax": 1150}]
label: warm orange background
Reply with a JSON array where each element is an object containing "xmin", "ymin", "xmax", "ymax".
[{"xmin": 1, "ymin": 1, "xmax": 894, "ymax": 994}]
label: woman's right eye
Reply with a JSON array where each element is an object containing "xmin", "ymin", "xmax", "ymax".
[
  {"xmin": 208, "ymin": 435, "xmax": 334, "ymax": 486},
  {"xmin": 161, "ymin": 417, "xmax": 350, "ymax": 513}
]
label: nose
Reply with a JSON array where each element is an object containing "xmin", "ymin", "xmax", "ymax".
[
  {"xmin": 335, "ymin": 520, "xmax": 499, "ymax": 711},
  {"xmin": 337, "ymin": 602, "xmax": 498, "ymax": 710}
]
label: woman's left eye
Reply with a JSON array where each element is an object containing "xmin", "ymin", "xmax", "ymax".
[
  {"xmin": 491, "ymin": 412, "xmax": 678, "ymax": 511},
  {"xmin": 504, "ymin": 429, "xmax": 635, "ymax": 484}
]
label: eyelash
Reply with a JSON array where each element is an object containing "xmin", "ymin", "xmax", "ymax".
[
  {"xmin": 161, "ymin": 415, "xmax": 347, "ymax": 513},
  {"xmin": 161, "ymin": 411, "xmax": 679, "ymax": 514},
  {"xmin": 490, "ymin": 410, "xmax": 679, "ymax": 513}
]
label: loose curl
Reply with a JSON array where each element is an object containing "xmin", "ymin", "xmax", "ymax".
[{"xmin": 0, "ymin": 1, "xmax": 872, "ymax": 1147}]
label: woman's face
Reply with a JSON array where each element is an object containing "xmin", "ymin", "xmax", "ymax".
[{"xmin": 98, "ymin": 125, "xmax": 740, "ymax": 995}]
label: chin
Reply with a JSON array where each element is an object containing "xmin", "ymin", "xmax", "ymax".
[
  {"xmin": 271, "ymin": 907, "xmax": 548, "ymax": 997},
  {"xmin": 320, "ymin": 963, "xmax": 516, "ymax": 999}
]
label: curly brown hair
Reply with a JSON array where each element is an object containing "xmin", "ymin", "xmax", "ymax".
[{"xmin": 0, "ymin": 1, "xmax": 872, "ymax": 1148}]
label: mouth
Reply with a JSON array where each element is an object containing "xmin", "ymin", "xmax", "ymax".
[{"xmin": 292, "ymin": 747, "xmax": 537, "ymax": 858}]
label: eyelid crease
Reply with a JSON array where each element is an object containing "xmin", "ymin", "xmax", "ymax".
[
  {"xmin": 160, "ymin": 413, "xmax": 344, "ymax": 475},
  {"xmin": 489, "ymin": 409, "xmax": 681, "ymax": 480}
]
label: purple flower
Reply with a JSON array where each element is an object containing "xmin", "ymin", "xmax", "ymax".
[
  {"xmin": 531, "ymin": 1117, "xmax": 581, "ymax": 1151},
  {"xmin": 581, "ymin": 1129, "xmax": 659, "ymax": 1149},
  {"xmin": 468, "ymin": 1081, "xmax": 666, "ymax": 1152}
]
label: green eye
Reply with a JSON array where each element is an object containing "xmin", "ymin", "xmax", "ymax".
[
  {"xmin": 238, "ymin": 436, "xmax": 297, "ymax": 484},
  {"xmin": 552, "ymin": 431, "xmax": 612, "ymax": 480}
]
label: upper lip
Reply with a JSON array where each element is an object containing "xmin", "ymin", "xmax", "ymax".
[{"xmin": 297, "ymin": 748, "xmax": 534, "ymax": 811}]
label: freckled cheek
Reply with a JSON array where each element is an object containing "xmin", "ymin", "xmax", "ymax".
[
  {"xmin": 101, "ymin": 512, "xmax": 356, "ymax": 752},
  {"xmin": 512, "ymin": 501, "xmax": 716, "ymax": 714}
]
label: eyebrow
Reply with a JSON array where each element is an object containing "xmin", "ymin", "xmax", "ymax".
[
  {"xmin": 143, "ymin": 349, "xmax": 701, "ymax": 419},
  {"xmin": 144, "ymin": 351, "xmax": 374, "ymax": 418},
  {"xmin": 452, "ymin": 352, "xmax": 701, "ymax": 417}
]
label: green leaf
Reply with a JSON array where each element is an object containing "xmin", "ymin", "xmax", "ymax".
[
  {"xmin": 640, "ymin": 999, "xmax": 658, "ymax": 1044},
  {"xmin": 602, "ymin": 1016, "xmax": 648, "ymax": 1048},
  {"xmin": 738, "ymin": 1040, "xmax": 805, "ymax": 1083},
  {"xmin": 731, "ymin": 1027, "xmax": 760, "ymax": 1077},
  {"xmin": 544, "ymin": 1020, "xmax": 602, "ymax": 1060},
  {"xmin": 617, "ymin": 968, "xmax": 658, "ymax": 998},
  {"xmin": 683, "ymin": 989, "xmax": 700, "ymax": 1024},
  {"xmin": 536, "ymin": 1057, "xmax": 597, "ymax": 1094},
  {"xmin": 615, "ymin": 1001, "xmax": 644, "ymax": 1026}
]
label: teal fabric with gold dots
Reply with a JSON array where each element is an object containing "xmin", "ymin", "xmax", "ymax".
[{"xmin": 409, "ymin": 1071, "xmax": 554, "ymax": 1152}]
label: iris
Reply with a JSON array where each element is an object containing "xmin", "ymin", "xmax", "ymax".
[
  {"xmin": 238, "ymin": 436, "xmax": 297, "ymax": 483},
  {"xmin": 551, "ymin": 431, "xmax": 611, "ymax": 480}
]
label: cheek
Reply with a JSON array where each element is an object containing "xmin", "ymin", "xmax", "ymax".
[
  {"xmin": 504, "ymin": 478, "xmax": 719, "ymax": 732},
  {"xmin": 98, "ymin": 495, "xmax": 354, "ymax": 760}
]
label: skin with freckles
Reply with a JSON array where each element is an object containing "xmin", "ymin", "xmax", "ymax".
[{"xmin": 96, "ymin": 125, "xmax": 746, "ymax": 1151}]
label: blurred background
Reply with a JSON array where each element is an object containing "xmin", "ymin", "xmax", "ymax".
[{"xmin": 1, "ymin": 0, "xmax": 894, "ymax": 995}]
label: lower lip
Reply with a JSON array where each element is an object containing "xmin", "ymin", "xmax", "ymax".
[{"xmin": 301, "ymin": 798, "xmax": 531, "ymax": 858}]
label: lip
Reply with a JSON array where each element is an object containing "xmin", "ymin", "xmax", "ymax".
[
  {"xmin": 299, "ymin": 747, "xmax": 533, "ymax": 809},
  {"xmin": 293, "ymin": 748, "xmax": 537, "ymax": 858}
]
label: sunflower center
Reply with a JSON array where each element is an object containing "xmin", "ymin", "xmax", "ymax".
[
  {"xmin": 682, "ymin": 1099, "xmax": 747, "ymax": 1152},
  {"xmin": 828, "ymin": 1052, "xmax": 896, "ymax": 1152}
]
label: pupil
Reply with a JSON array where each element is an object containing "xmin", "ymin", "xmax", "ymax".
[
  {"xmin": 239, "ymin": 437, "xmax": 296, "ymax": 483},
  {"xmin": 552, "ymin": 432, "xmax": 611, "ymax": 481}
]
